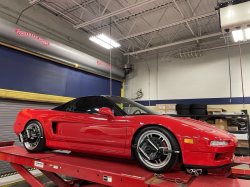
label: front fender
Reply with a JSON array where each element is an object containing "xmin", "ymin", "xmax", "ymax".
[{"xmin": 125, "ymin": 115, "xmax": 202, "ymax": 154}]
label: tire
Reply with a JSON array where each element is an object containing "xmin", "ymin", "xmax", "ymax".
[
  {"xmin": 177, "ymin": 110, "xmax": 190, "ymax": 115},
  {"xmin": 191, "ymin": 104, "xmax": 207, "ymax": 109},
  {"xmin": 134, "ymin": 126, "xmax": 180, "ymax": 173},
  {"xmin": 176, "ymin": 104, "xmax": 191, "ymax": 110},
  {"xmin": 23, "ymin": 120, "xmax": 46, "ymax": 153},
  {"xmin": 191, "ymin": 109, "xmax": 207, "ymax": 115}
]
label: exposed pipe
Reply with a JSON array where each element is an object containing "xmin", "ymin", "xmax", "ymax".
[
  {"xmin": 124, "ymin": 32, "xmax": 222, "ymax": 55},
  {"xmin": 238, "ymin": 41, "xmax": 245, "ymax": 108},
  {"xmin": 156, "ymin": 53, "xmax": 159, "ymax": 101},
  {"xmin": 130, "ymin": 39, "xmax": 250, "ymax": 63},
  {"xmin": 146, "ymin": 56, "xmax": 151, "ymax": 107},
  {"xmin": 0, "ymin": 18, "xmax": 124, "ymax": 79},
  {"xmin": 226, "ymin": 32, "xmax": 232, "ymax": 103},
  {"xmin": 110, "ymin": 17, "xmax": 112, "ymax": 96}
]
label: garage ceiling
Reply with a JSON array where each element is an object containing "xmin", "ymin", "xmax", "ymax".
[{"xmin": 31, "ymin": 0, "xmax": 236, "ymax": 60}]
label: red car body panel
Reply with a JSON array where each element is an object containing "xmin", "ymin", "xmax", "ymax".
[{"xmin": 14, "ymin": 108, "xmax": 238, "ymax": 167}]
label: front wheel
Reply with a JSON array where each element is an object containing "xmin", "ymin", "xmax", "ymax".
[
  {"xmin": 23, "ymin": 120, "xmax": 46, "ymax": 153},
  {"xmin": 134, "ymin": 126, "xmax": 180, "ymax": 173}
]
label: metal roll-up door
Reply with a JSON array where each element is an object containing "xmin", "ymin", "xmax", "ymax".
[{"xmin": 0, "ymin": 98, "xmax": 58, "ymax": 175}]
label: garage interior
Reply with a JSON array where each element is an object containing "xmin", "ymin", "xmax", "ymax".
[{"xmin": 0, "ymin": 0, "xmax": 250, "ymax": 186}]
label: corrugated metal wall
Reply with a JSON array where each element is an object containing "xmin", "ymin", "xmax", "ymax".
[{"xmin": 0, "ymin": 98, "xmax": 58, "ymax": 175}]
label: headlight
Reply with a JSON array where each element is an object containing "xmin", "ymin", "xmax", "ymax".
[{"xmin": 210, "ymin": 141, "xmax": 228, "ymax": 146}]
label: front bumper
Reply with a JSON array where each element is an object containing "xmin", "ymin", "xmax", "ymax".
[
  {"xmin": 182, "ymin": 151, "xmax": 235, "ymax": 168},
  {"xmin": 184, "ymin": 162, "xmax": 234, "ymax": 169}
]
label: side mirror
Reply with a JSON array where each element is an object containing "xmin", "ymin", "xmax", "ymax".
[{"xmin": 99, "ymin": 108, "xmax": 115, "ymax": 119}]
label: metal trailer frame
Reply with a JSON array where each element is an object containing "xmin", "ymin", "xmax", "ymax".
[{"xmin": 1, "ymin": 141, "xmax": 250, "ymax": 187}]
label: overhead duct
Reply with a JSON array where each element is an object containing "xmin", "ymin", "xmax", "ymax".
[{"xmin": 0, "ymin": 18, "xmax": 125, "ymax": 80}]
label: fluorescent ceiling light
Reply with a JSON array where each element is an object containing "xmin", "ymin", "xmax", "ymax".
[
  {"xmin": 245, "ymin": 28, "xmax": 250, "ymax": 40},
  {"xmin": 89, "ymin": 34, "xmax": 120, "ymax": 49},
  {"xmin": 232, "ymin": 30, "xmax": 243, "ymax": 42},
  {"xmin": 90, "ymin": 36, "xmax": 112, "ymax": 49}
]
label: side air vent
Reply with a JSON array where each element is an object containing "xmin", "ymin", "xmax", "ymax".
[{"xmin": 52, "ymin": 122, "xmax": 57, "ymax": 134}]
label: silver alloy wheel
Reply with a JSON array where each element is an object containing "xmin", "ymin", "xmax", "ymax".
[
  {"xmin": 137, "ymin": 130, "xmax": 172, "ymax": 169},
  {"xmin": 24, "ymin": 122, "xmax": 42, "ymax": 150}
]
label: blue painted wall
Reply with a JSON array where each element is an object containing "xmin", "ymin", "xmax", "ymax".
[{"xmin": 0, "ymin": 45, "xmax": 121, "ymax": 97}]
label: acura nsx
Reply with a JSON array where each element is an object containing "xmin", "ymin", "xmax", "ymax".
[{"xmin": 14, "ymin": 96, "xmax": 237, "ymax": 173}]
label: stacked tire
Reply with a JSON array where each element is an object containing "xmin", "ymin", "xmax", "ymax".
[
  {"xmin": 190, "ymin": 104, "xmax": 207, "ymax": 115},
  {"xmin": 176, "ymin": 104, "xmax": 191, "ymax": 115},
  {"xmin": 176, "ymin": 104, "xmax": 208, "ymax": 115}
]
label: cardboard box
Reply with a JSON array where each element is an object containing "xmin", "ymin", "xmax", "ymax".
[
  {"xmin": 214, "ymin": 124, "xmax": 227, "ymax": 130},
  {"xmin": 165, "ymin": 110, "xmax": 177, "ymax": 114},
  {"xmin": 165, "ymin": 104, "xmax": 176, "ymax": 110},
  {"xmin": 237, "ymin": 140, "xmax": 249, "ymax": 148},
  {"xmin": 207, "ymin": 108, "xmax": 226, "ymax": 115},
  {"xmin": 156, "ymin": 109, "xmax": 165, "ymax": 114},
  {"xmin": 207, "ymin": 120, "xmax": 215, "ymax": 124},
  {"xmin": 227, "ymin": 126, "xmax": 238, "ymax": 131},
  {"xmin": 156, "ymin": 104, "xmax": 166, "ymax": 110},
  {"xmin": 215, "ymin": 119, "xmax": 227, "ymax": 130}
]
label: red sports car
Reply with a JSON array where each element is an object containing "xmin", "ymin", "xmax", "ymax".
[{"xmin": 14, "ymin": 96, "xmax": 237, "ymax": 173}]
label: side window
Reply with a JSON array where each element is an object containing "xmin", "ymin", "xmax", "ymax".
[
  {"xmin": 72, "ymin": 97, "xmax": 121, "ymax": 116},
  {"xmin": 61, "ymin": 100, "xmax": 76, "ymax": 112}
]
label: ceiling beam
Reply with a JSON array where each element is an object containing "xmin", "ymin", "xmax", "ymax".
[
  {"xmin": 101, "ymin": 0, "xmax": 112, "ymax": 16},
  {"xmin": 173, "ymin": 0, "xmax": 195, "ymax": 36},
  {"xmin": 88, "ymin": 0, "xmax": 186, "ymax": 32},
  {"xmin": 74, "ymin": 0, "xmax": 156, "ymax": 29},
  {"xmin": 186, "ymin": 0, "xmax": 201, "ymax": 36},
  {"xmin": 123, "ymin": 32, "xmax": 222, "ymax": 55},
  {"xmin": 117, "ymin": 11, "xmax": 217, "ymax": 41}
]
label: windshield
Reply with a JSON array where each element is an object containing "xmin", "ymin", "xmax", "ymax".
[{"xmin": 107, "ymin": 96, "xmax": 158, "ymax": 115}]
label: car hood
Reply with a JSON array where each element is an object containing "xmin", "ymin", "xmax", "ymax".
[{"xmin": 164, "ymin": 115, "xmax": 234, "ymax": 137}]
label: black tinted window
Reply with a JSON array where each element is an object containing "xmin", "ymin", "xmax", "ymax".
[
  {"xmin": 52, "ymin": 99, "xmax": 75, "ymax": 111},
  {"xmin": 71, "ymin": 96, "xmax": 121, "ymax": 116}
]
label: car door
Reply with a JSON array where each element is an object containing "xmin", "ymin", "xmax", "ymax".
[{"xmin": 60, "ymin": 96, "xmax": 127, "ymax": 153}]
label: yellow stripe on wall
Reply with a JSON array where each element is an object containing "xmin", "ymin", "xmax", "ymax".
[
  {"xmin": 121, "ymin": 81, "xmax": 124, "ymax": 97},
  {"xmin": 0, "ymin": 89, "xmax": 74, "ymax": 104}
]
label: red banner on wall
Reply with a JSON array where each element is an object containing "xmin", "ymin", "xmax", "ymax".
[{"xmin": 15, "ymin": 29, "xmax": 50, "ymax": 46}]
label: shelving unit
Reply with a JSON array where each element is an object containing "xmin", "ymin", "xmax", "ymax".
[{"xmin": 168, "ymin": 114, "xmax": 250, "ymax": 156}]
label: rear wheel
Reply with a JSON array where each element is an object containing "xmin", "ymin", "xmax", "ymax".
[
  {"xmin": 23, "ymin": 120, "xmax": 46, "ymax": 153},
  {"xmin": 134, "ymin": 126, "xmax": 180, "ymax": 173}
]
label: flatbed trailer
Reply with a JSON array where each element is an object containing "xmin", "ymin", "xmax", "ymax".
[{"xmin": 0, "ymin": 141, "xmax": 250, "ymax": 187}]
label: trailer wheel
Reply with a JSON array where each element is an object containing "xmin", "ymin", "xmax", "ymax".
[
  {"xmin": 134, "ymin": 126, "xmax": 180, "ymax": 173},
  {"xmin": 23, "ymin": 120, "xmax": 46, "ymax": 153}
]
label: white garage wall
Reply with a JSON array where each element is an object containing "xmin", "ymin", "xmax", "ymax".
[{"xmin": 124, "ymin": 43, "xmax": 250, "ymax": 111}]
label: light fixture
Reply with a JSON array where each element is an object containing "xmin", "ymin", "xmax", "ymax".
[
  {"xmin": 227, "ymin": 9, "xmax": 232, "ymax": 18},
  {"xmin": 210, "ymin": 141, "xmax": 228, "ymax": 146},
  {"xmin": 89, "ymin": 34, "xmax": 120, "ymax": 49},
  {"xmin": 232, "ymin": 30, "xmax": 243, "ymax": 42},
  {"xmin": 245, "ymin": 28, "xmax": 250, "ymax": 40},
  {"xmin": 184, "ymin": 138, "xmax": 194, "ymax": 144}
]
